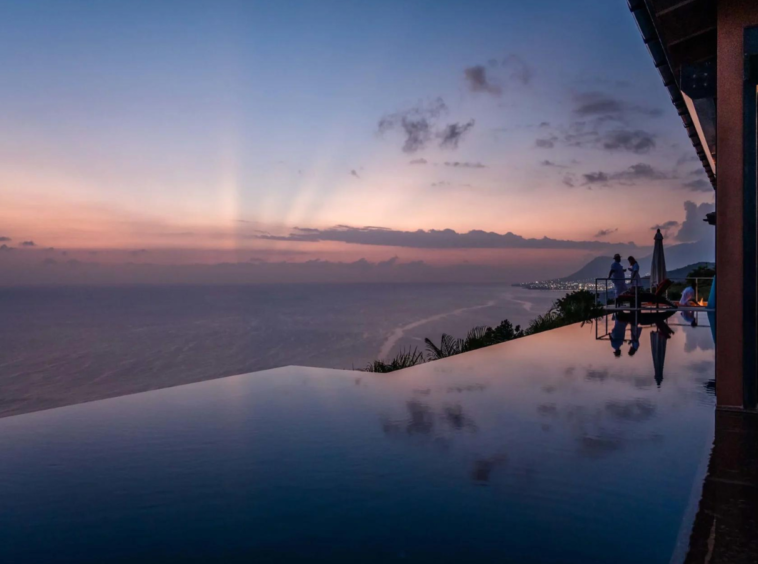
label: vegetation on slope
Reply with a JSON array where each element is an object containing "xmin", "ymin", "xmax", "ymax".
[
  {"xmin": 363, "ymin": 348, "xmax": 425, "ymax": 373},
  {"xmin": 365, "ymin": 290, "xmax": 603, "ymax": 372},
  {"xmin": 424, "ymin": 320, "xmax": 524, "ymax": 360}
]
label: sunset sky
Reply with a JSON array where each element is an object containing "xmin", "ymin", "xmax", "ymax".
[{"xmin": 0, "ymin": 0, "xmax": 715, "ymax": 284}]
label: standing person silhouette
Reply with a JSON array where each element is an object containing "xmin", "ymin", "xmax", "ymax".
[
  {"xmin": 628, "ymin": 256, "xmax": 641, "ymax": 289},
  {"xmin": 627, "ymin": 256, "xmax": 642, "ymax": 306},
  {"xmin": 609, "ymin": 254, "xmax": 627, "ymax": 301}
]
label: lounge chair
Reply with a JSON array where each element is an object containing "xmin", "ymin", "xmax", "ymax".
[
  {"xmin": 617, "ymin": 278, "xmax": 677, "ymax": 310},
  {"xmin": 617, "ymin": 309, "xmax": 675, "ymax": 326},
  {"xmin": 652, "ymin": 278, "xmax": 673, "ymax": 296}
]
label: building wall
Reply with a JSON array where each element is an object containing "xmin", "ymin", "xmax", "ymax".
[{"xmin": 716, "ymin": 0, "xmax": 758, "ymax": 408}]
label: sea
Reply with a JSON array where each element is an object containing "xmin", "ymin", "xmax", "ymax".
[{"xmin": 0, "ymin": 284, "xmax": 565, "ymax": 418}]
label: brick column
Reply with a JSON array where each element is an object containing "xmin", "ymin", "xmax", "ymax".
[{"xmin": 715, "ymin": 0, "xmax": 758, "ymax": 409}]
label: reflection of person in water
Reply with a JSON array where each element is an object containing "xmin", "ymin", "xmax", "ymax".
[
  {"xmin": 610, "ymin": 316, "xmax": 628, "ymax": 357},
  {"xmin": 628, "ymin": 319, "xmax": 641, "ymax": 356},
  {"xmin": 680, "ymin": 310, "xmax": 698, "ymax": 327},
  {"xmin": 679, "ymin": 311, "xmax": 697, "ymax": 327}
]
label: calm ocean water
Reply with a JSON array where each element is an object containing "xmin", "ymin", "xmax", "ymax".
[{"xmin": 0, "ymin": 284, "xmax": 564, "ymax": 418}]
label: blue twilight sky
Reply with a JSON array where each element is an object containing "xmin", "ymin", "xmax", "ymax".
[{"xmin": 0, "ymin": 0, "xmax": 715, "ymax": 283}]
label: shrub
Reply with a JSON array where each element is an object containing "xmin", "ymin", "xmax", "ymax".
[
  {"xmin": 365, "ymin": 290, "xmax": 603, "ymax": 370},
  {"xmin": 424, "ymin": 333, "xmax": 463, "ymax": 360},
  {"xmin": 553, "ymin": 289, "xmax": 604, "ymax": 323},
  {"xmin": 424, "ymin": 320, "xmax": 524, "ymax": 360},
  {"xmin": 364, "ymin": 347, "xmax": 425, "ymax": 372},
  {"xmin": 524, "ymin": 311, "xmax": 563, "ymax": 335}
]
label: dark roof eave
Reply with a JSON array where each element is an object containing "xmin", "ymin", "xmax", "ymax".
[{"xmin": 628, "ymin": 0, "xmax": 716, "ymax": 189}]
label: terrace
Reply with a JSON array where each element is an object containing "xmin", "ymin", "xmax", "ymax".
[{"xmin": 593, "ymin": 275, "xmax": 716, "ymax": 313}]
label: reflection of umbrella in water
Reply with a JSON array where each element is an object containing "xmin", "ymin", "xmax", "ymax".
[
  {"xmin": 650, "ymin": 228, "xmax": 667, "ymax": 291},
  {"xmin": 650, "ymin": 320, "xmax": 673, "ymax": 387}
]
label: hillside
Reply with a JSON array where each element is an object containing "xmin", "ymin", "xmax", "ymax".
[
  {"xmin": 559, "ymin": 256, "xmax": 613, "ymax": 281},
  {"xmin": 559, "ymin": 239, "xmax": 714, "ymax": 282},
  {"xmin": 667, "ymin": 262, "xmax": 715, "ymax": 280}
]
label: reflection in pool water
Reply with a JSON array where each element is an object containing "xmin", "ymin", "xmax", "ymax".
[{"xmin": 0, "ymin": 315, "xmax": 715, "ymax": 563}]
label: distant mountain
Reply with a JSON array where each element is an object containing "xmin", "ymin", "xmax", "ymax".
[
  {"xmin": 558, "ymin": 239, "xmax": 714, "ymax": 282},
  {"xmin": 667, "ymin": 262, "xmax": 715, "ymax": 280},
  {"xmin": 652, "ymin": 240, "xmax": 714, "ymax": 274},
  {"xmin": 559, "ymin": 256, "xmax": 613, "ymax": 282}
]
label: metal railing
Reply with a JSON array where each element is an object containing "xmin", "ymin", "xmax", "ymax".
[
  {"xmin": 594, "ymin": 310, "xmax": 712, "ymax": 341},
  {"xmin": 593, "ymin": 276, "xmax": 715, "ymax": 311}
]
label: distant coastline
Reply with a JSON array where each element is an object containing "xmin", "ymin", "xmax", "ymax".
[
  {"xmin": 513, "ymin": 280, "xmax": 596, "ymax": 291},
  {"xmin": 514, "ymin": 259, "xmax": 715, "ymax": 291},
  {"xmin": 514, "ymin": 243, "xmax": 716, "ymax": 293}
]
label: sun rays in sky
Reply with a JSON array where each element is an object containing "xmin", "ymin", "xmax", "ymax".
[{"xmin": 0, "ymin": 0, "xmax": 715, "ymax": 283}]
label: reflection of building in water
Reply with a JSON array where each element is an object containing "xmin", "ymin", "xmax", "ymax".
[{"xmin": 683, "ymin": 411, "xmax": 758, "ymax": 563}]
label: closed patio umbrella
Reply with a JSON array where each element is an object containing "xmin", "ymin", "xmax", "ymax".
[{"xmin": 650, "ymin": 228, "xmax": 667, "ymax": 291}]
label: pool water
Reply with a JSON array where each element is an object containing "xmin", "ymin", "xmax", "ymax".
[{"xmin": 0, "ymin": 312, "xmax": 715, "ymax": 563}]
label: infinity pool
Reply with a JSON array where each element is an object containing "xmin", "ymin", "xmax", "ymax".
[{"xmin": 0, "ymin": 312, "xmax": 715, "ymax": 563}]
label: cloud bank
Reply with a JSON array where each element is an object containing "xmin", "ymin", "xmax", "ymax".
[
  {"xmin": 582, "ymin": 163, "xmax": 669, "ymax": 186},
  {"xmin": 257, "ymin": 225, "xmax": 638, "ymax": 251},
  {"xmin": 651, "ymin": 220, "xmax": 680, "ymax": 237},
  {"xmin": 676, "ymin": 201, "xmax": 714, "ymax": 243},
  {"xmin": 464, "ymin": 54, "xmax": 531, "ymax": 96},
  {"xmin": 438, "ymin": 120, "xmax": 475, "ymax": 149},
  {"xmin": 464, "ymin": 65, "xmax": 501, "ymax": 96},
  {"xmin": 536, "ymin": 92, "xmax": 660, "ymax": 155},
  {"xmin": 594, "ymin": 228, "xmax": 618, "ymax": 238},
  {"xmin": 572, "ymin": 91, "xmax": 662, "ymax": 121},
  {"xmin": 378, "ymin": 99, "xmax": 476, "ymax": 154}
]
